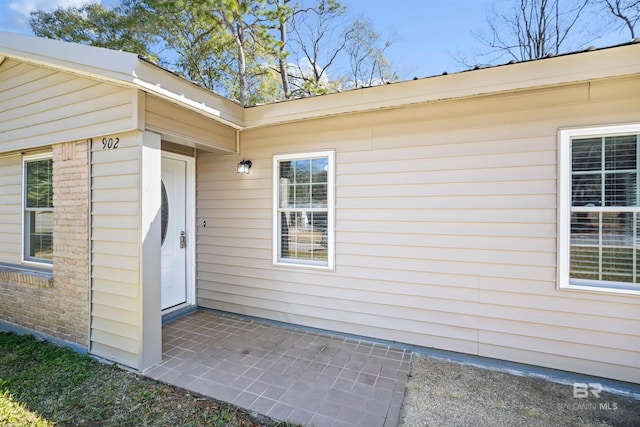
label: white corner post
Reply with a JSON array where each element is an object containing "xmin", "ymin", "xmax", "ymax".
[{"xmin": 139, "ymin": 131, "xmax": 162, "ymax": 371}]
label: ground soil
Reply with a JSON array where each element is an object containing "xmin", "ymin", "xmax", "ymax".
[{"xmin": 399, "ymin": 355, "xmax": 640, "ymax": 427}]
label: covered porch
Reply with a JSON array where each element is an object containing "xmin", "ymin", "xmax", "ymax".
[{"xmin": 145, "ymin": 310, "xmax": 411, "ymax": 427}]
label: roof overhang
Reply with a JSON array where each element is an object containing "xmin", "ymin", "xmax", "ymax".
[
  {"xmin": 244, "ymin": 42, "xmax": 640, "ymax": 129},
  {"xmin": 0, "ymin": 31, "xmax": 244, "ymax": 130},
  {"xmin": 1, "ymin": 31, "xmax": 639, "ymax": 132}
]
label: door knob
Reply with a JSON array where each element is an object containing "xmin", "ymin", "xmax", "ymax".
[{"xmin": 179, "ymin": 231, "xmax": 186, "ymax": 248}]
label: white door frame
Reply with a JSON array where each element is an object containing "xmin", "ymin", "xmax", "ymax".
[{"xmin": 161, "ymin": 151, "xmax": 196, "ymax": 314}]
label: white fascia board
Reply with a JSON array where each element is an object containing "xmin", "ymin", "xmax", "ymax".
[
  {"xmin": 0, "ymin": 31, "xmax": 243, "ymax": 129},
  {"xmin": 131, "ymin": 61, "xmax": 244, "ymax": 129},
  {"xmin": 0, "ymin": 31, "xmax": 141, "ymax": 83},
  {"xmin": 244, "ymin": 43, "xmax": 640, "ymax": 129}
]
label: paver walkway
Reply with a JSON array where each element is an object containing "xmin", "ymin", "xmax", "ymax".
[{"xmin": 145, "ymin": 310, "xmax": 411, "ymax": 427}]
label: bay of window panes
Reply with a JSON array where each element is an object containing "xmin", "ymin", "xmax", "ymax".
[
  {"xmin": 570, "ymin": 135, "xmax": 639, "ymax": 285},
  {"xmin": 24, "ymin": 158, "xmax": 53, "ymax": 263},
  {"xmin": 277, "ymin": 156, "xmax": 329, "ymax": 265}
]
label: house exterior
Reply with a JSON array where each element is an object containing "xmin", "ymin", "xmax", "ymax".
[{"xmin": 0, "ymin": 31, "xmax": 638, "ymax": 383}]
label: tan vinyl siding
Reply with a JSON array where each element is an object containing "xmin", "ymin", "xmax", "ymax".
[
  {"xmin": 0, "ymin": 154, "xmax": 21, "ymax": 263},
  {"xmin": 90, "ymin": 131, "xmax": 141, "ymax": 368},
  {"xmin": 146, "ymin": 96, "xmax": 236, "ymax": 153},
  {"xmin": 0, "ymin": 59, "xmax": 135, "ymax": 152},
  {"xmin": 196, "ymin": 75, "xmax": 640, "ymax": 383}
]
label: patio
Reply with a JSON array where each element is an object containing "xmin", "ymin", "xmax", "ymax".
[{"xmin": 145, "ymin": 310, "xmax": 411, "ymax": 427}]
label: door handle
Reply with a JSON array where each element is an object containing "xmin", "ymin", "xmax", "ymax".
[{"xmin": 179, "ymin": 231, "xmax": 186, "ymax": 248}]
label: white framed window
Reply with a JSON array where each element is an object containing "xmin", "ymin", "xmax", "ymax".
[
  {"xmin": 273, "ymin": 151, "xmax": 334, "ymax": 269},
  {"xmin": 558, "ymin": 124, "xmax": 640, "ymax": 294},
  {"xmin": 23, "ymin": 154, "xmax": 53, "ymax": 265}
]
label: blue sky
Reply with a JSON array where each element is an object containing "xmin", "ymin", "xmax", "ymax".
[
  {"xmin": 350, "ymin": 0, "xmax": 489, "ymax": 77},
  {"xmin": 0, "ymin": 0, "xmax": 632, "ymax": 79}
]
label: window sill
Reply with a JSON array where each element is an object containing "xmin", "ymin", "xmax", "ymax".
[
  {"xmin": 0, "ymin": 262, "xmax": 53, "ymax": 288},
  {"xmin": 558, "ymin": 282, "xmax": 640, "ymax": 297},
  {"xmin": 274, "ymin": 260, "xmax": 334, "ymax": 272}
]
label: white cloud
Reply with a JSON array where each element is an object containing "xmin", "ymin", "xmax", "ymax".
[{"xmin": 8, "ymin": 0, "xmax": 97, "ymax": 21}]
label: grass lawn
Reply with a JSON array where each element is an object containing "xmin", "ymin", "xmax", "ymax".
[{"xmin": 0, "ymin": 332, "xmax": 295, "ymax": 426}]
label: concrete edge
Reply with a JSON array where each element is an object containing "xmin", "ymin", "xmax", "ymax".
[{"xmin": 162, "ymin": 304, "xmax": 198, "ymax": 325}]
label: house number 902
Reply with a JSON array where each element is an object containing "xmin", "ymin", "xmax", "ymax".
[{"xmin": 102, "ymin": 137, "xmax": 119, "ymax": 149}]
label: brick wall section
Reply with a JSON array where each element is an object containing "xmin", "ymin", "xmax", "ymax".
[
  {"xmin": 51, "ymin": 140, "xmax": 90, "ymax": 346},
  {"xmin": 0, "ymin": 268, "xmax": 54, "ymax": 333},
  {"xmin": 0, "ymin": 141, "xmax": 90, "ymax": 347}
]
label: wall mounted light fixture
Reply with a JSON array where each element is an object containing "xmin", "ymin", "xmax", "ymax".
[{"xmin": 237, "ymin": 159, "xmax": 252, "ymax": 174}]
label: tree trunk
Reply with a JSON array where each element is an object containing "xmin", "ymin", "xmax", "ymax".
[{"xmin": 278, "ymin": 0, "xmax": 291, "ymax": 99}]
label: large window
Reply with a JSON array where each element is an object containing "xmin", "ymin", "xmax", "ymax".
[
  {"xmin": 23, "ymin": 155, "xmax": 53, "ymax": 264},
  {"xmin": 273, "ymin": 151, "xmax": 334, "ymax": 269},
  {"xmin": 559, "ymin": 125, "xmax": 640, "ymax": 293}
]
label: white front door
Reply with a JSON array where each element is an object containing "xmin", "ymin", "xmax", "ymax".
[{"xmin": 161, "ymin": 156, "xmax": 187, "ymax": 310}]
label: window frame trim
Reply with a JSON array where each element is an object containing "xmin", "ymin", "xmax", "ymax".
[
  {"xmin": 22, "ymin": 152, "xmax": 54, "ymax": 266},
  {"xmin": 272, "ymin": 150, "xmax": 335, "ymax": 270},
  {"xmin": 558, "ymin": 123, "xmax": 640, "ymax": 296}
]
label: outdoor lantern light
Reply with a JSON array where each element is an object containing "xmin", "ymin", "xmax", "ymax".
[{"xmin": 237, "ymin": 159, "xmax": 252, "ymax": 174}]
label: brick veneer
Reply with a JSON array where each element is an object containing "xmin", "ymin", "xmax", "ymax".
[{"xmin": 0, "ymin": 140, "xmax": 90, "ymax": 347}]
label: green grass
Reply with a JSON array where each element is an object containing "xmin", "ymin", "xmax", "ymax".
[{"xmin": 0, "ymin": 332, "xmax": 296, "ymax": 427}]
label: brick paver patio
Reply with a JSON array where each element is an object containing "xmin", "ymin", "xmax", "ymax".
[{"xmin": 145, "ymin": 310, "xmax": 411, "ymax": 427}]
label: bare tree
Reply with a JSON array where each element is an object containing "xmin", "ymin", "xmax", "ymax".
[
  {"xmin": 344, "ymin": 17, "xmax": 397, "ymax": 88},
  {"xmin": 477, "ymin": 0, "xmax": 591, "ymax": 63},
  {"xmin": 598, "ymin": 0, "xmax": 640, "ymax": 38},
  {"xmin": 287, "ymin": 0, "xmax": 350, "ymax": 96}
]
